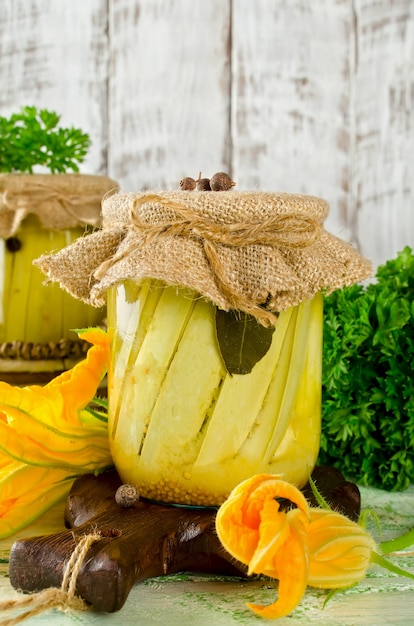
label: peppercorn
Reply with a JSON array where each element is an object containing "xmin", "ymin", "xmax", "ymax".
[
  {"xmin": 179, "ymin": 177, "xmax": 196, "ymax": 190},
  {"xmin": 6, "ymin": 237, "xmax": 22, "ymax": 253},
  {"xmin": 210, "ymin": 172, "xmax": 236, "ymax": 191},
  {"xmin": 115, "ymin": 483, "xmax": 140, "ymax": 507}
]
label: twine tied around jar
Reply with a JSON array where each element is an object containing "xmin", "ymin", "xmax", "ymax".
[
  {"xmin": 0, "ymin": 533, "xmax": 101, "ymax": 626},
  {"xmin": 94, "ymin": 193, "xmax": 323, "ymax": 326},
  {"xmin": 34, "ymin": 190, "xmax": 373, "ymax": 326},
  {"xmin": 128, "ymin": 194, "xmax": 321, "ymax": 248},
  {"xmin": 1, "ymin": 181, "xmax": 88, "ymax": 220},
  {"xmin": 0, "ymin": 174, "xmax": 118, "ymax": 237}
]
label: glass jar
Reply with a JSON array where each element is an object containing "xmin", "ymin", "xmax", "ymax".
[
  {"xmin": 107, "ymin": 279, "xmax": 322, "ymax": 507},
  {"xmin": 0, "ymin": 215, "xmax": 104, "ymax": 378},
  {"xmin": 0, "ymin": 172, "xmax": 117, "ymax": 380}
]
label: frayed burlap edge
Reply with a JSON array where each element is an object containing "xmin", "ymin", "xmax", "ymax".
[
  {"xmin": 35, "ymin": 190, "xmax": 372, "ymax": 327},
  {"xmin": 0, "ymin": 174, "xmax": 119, "ymax": 237}
]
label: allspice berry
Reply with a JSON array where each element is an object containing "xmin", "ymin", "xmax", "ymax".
[
  {"xmin": 210, "ymin": 172, "xmax": 236, "ymax": 191},
  {"xmin": 179, "ymin": 177, "xmax": 196, "ymax": 190},
  {"xmin": 196, "ymin": 178, "xmax": 211, "ymax": 191},
  {"xmin": 195, "ymin": 173, "xmax": 211, "ymax": 191},
  {"xmin": 115, "ymin": 483, "xmax": 140, "ymax": 508},
  {"xmin": 6, "ymin": 237, "xmax": 23, "ymax": 253}
]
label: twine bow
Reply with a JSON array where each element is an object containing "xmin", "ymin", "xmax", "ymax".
[
  {"xmin": 0, "ymin": 532, "xmax": 101, "ymax": 625},
  {"xmin": 129, "ymin": 194, "xmax": 321, "ymax": 249},
  {"xmin": 95, "ymin": 193, "xmax": 322, "ymax": 326}
]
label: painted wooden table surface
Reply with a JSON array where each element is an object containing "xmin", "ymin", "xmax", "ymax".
[{"xmin": 0, "ymin": 485, "xmax": 413, "ymax": 625}]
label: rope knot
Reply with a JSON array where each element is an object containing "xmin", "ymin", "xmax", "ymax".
[
  {"xmin": 122, "ymin": 193, "xmax": 322, "ymax": 326},
  {"xmin": 0, "ymin": 532, "xmax": 101, "ymax": 625},
  {"xmin": 129, "ymin": 194, "xmax": 322, "ymax": 249}
]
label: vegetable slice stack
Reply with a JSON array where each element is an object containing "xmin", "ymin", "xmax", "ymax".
[{"xmin": 108, "ymin": 281, "xmax": 323, "ymax": 506}]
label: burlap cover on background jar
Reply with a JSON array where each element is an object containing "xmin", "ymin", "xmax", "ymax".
[{"xmin": 35, "ymin": 189, "xmax": 372, "ymax": 505}]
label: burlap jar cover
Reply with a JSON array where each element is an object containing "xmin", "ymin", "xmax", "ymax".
[
  {"xmin": 0, "ymin": 173, "xmax": 118, "ymax": 237},
  {"xmin": 35, "ymin": 189, "xmax": 372, "ymax": 324},
  {"xmin": 0, "ymin": 173, "xmax": 118, "ymax": 377}
]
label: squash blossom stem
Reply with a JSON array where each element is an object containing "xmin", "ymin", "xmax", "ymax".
[
  {"xmin": 370, "ymin": 551, "xmax": 414, "ymax": 580},
  {"xmin": 378, "ymin": 527, "xmax": 414, "ymax": 555}
]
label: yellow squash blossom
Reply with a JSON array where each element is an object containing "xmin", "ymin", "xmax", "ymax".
[
  {"xmin": 215, "ymin": 473, "xmax": 414, "ymax": 620},
  {"xmin": 0, "ymin": 459, "xmax": 75, "ymax": 538},
  {"xmin": 216, "ymin": 475, "xmax": 311, "ymax": 619},
  {"xmin": 0, "ymin": 328, "xmax": 112, "ymax": 539},
  {"xmin": 307, "ymin": 508, "xmax": 376, "ymax": 588}
]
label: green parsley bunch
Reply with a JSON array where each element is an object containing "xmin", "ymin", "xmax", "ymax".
[
  {"xmin": 320, "ymin": 246, "xmax": 414, "ymax": 491},
  {"xmin": 0, "ymin": 106, "xmax": 90, "ymax": 173}
]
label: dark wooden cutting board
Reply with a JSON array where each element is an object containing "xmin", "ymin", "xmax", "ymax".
[{"xmin": 8, "ymin": 467, "xmax": 360, "ymax": 613}]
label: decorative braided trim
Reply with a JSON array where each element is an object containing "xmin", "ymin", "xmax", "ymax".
[{"xmin": 0, "ymin": 338, "xmax": 89, "ymax": 361}]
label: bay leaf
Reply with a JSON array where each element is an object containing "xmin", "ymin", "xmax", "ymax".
[{"xmin": 215, "ymin": 308, "xmax": 275, "ymax": 375}]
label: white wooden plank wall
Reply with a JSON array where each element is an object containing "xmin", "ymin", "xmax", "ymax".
[
  {"xmin": 231, "ymin": 0, "xmax": 355, "ymax": 243},
  {"xmin": 1, "ymin": 0, "xmax": 413, "ymax": 270},
  {"xmin": 353, "ymin": 0, "xmax": 414, "ymax": 265},
  {"xmin": 0, "ymin": 0, "xmax": 109, "ymax": 172},
  {"xmin": 108, "ymin": 0, "xmax": 232, "ymax": 190}
]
